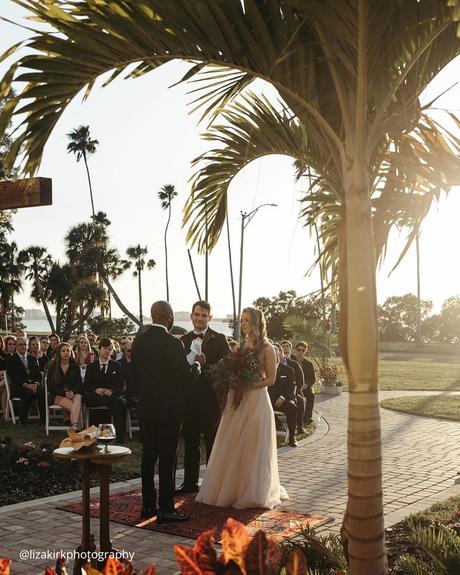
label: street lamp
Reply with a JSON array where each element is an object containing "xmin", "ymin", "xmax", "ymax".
[{"xmin": 235, "ymin": 203, "xmax": 277, "ymax": 338}]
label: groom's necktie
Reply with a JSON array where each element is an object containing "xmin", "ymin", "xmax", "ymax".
[{"xmin": 192, "ymin": 333, "xmax": 204, "ymax": 340}]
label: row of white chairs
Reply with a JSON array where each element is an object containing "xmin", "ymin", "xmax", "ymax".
[{"xmin": 0, "ymin": 370, "xmax": 139, "ymax": 438}]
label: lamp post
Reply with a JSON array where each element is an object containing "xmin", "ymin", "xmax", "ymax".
[{"xmin": 235, "ymin": 203, "xmax": 277, "ymax": 338}]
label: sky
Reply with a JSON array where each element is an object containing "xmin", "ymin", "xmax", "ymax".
[{"xmin": 1, "ymin": 2, "xmax": 460, "ymax": 319}]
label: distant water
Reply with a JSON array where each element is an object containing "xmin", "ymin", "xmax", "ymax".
[{"xmin": 21, "ymin": 318, "xmax": 232, "ymax": 336}]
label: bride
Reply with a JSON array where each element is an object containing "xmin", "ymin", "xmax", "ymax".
[{"xmin": 195, "ymin": 306, "xmax": 288, "ymax": 509}]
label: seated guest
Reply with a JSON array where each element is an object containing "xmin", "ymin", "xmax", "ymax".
[
  {"xmin": 47, "ymin": 333, "xmax": 60, "ymax": 360},
  {"xmin": 6, "ymin": 336, "xmax": 45, "ymax": 424},
  {"xmin": 47, "ymin": 342, "xmax": 83, "ymax": 431},
  {"xmin": 29, "ymin": 336, "xmax": 48, "ymax": 372},
  {"xmin": 111, "ymin": 341, "xmax": 120, "ymax": 361},
  {"xmin": 87, "ymin": 332, "xmax": 98, "ymax": 356},
  {"xmin": 281, "ymin": 340, "xmax": 306, "ymax": 434},
  {"xmin": 116, "ymin": 335, "xmax": 133, "ymax": 360},
  {"xmin": 83, "ymin": 338, "xmax": 126, "ymax": 442},
  {"xmin": 118, "ymin": 339, "xmax": 138, "ymax": 410},
  {"xmin": 270, "ymin": 346, "xmax": 298, "ymax": 447},
  {"xmin": 0, "ymin": 337, "xmax": 6, "ymax": 414},
  {"xmin": 293, "ymin": 341, "xmax": 316, "ymax": 425},
  {"xmin": 4, "ymin": 335, "xmax": 17, "ymax": 356},
  {"xmin": 74, "ymin": 335, "xmax": 96, "ymax": 368},
  {"xmin": 39, "ymin": 336, "xmax": 51, "ymax": 371}
]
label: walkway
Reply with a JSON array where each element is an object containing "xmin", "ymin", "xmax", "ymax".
[{"xmin": 2, "ymin": 390, "xmax": 460, "ymax": 573}]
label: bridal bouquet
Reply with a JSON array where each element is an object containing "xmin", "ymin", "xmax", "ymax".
[{"xmin": 209, "ymin": 347, "xmax": 261, "ymax": 409}]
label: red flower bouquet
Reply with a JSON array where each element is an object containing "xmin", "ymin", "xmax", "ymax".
[{"xmin": 209, "ymin": 347, "xmax": 261, "ymax": 409}]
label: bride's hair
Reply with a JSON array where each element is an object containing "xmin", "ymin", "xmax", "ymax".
[{"xmin": 242, "ymin": 307, "xmax": 269, "ymax": 352}]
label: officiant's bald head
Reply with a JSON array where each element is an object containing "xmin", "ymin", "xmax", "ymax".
[{"xmin": 151, "ymin": 301, "xmax": 174, "ymax": 330}]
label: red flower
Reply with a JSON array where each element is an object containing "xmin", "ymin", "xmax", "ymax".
[{"xmin": 38, "ymin": 461, "xmax": 50, "ymax": 468}]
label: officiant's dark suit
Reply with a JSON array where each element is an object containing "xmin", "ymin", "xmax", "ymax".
[
  {"xmin": 269, "ymin": 362, "xmax": 297, "ymax": 446},
  {"xmin": 180, "ymin": 327, "xmax": 231, "ymax": 491},
  {"xmin": 132, "ymin": 307, "xmax": 191, "ymax": 520}
]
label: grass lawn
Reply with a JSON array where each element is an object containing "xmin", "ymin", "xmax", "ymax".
[
  {"xmin": 380, "ymin": 395, "xmax": 460, "ymax": 422},
  {"xmin": 330, "ymin": 357, "xmax": 460, "ymax": 391}
]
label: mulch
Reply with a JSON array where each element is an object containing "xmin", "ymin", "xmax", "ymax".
[{"xmin": 57, "ymin": 489, "xmax": 333, "ymax": 541}]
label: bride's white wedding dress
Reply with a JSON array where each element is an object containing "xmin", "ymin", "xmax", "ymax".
[{"xmin": 195, "ymin": 381, "xmax": 288, "ymax": 509}]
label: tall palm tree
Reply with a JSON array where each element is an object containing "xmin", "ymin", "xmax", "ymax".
[
  {"xmin": 18, "ymin": 245, "xmax": 56, "ymax": 333},
  {"xmin": 157, "ymin": 184, "xmax": 177, "ymax": 301},
  {"xmin": 126, "ymin": 244, "xmax": 156, "ymax": 325},
  {"xmin": 66, "ymin": 125, "xmax": 99, "ymax": 217},
  {"xmin": 1, "ymin": 4, "xmax": 459, "ymax": 573},
  {"xmin": 0, "ymin": 240, "xmax": 24, "ymax": 331}
]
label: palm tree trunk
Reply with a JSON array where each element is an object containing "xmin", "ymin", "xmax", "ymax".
[
  {"xmin": 340, "ymin": 2, "xmax": 385, "ymax": 572},
  {"xmin": 314, "ymin": 222, "xmax": 327, "ymax": 324},
  {"xmin": 415, "ymin": 231, "xmax": 422, "ymax": 347},
  {"xmin": 99, "ymin": 272, "xmax": 140, "ymax": 326},
  {"xmin": 164, "ymin": 205, "xmax": 171, "ymax": 300},
  {"xmin": 187, "ymin": 249, "xmax": 202, "ymax": 299},
  {"xmin": 83, "ymin": 150, "xmax": 96, "ymax": 218},
  {"xmin": 226, "ymin": 215, "xmax": 238, "ymax": 339},
  {"xmin": 11, "ymin": 294, "xmax": 15, "ymax": 332},
  {"xmin": 138, "ymin": 270, "xmax": 143, "ymax": 325},
  {"xmin": 34, "ymin": 270, "xmax": 56, "ymax": 333},
  {"xmin": 205, "ymin": 201, "xmax": 209, "ymax": 300}
]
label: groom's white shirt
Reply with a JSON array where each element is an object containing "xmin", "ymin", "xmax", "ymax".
[{"xmin": 186, "ymin": 327, "xmax": 208, "ymax": 365}]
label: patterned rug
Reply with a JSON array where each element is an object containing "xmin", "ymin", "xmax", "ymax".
[{"xmin": 57, "ymin": 490, "xmax": 333, "ymax": 540}]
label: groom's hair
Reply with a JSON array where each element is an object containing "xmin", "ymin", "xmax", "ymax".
[{"xmin": 192, "ymin": 300, "xmax": 211, "ymax": 313}]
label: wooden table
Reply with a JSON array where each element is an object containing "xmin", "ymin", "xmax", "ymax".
[{"xmin": 53, "ymin": 445, "xmax": 131, "ymax": 574}]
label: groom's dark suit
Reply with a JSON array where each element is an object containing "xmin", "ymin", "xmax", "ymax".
[
  {"xmin": 180, "ymin": 327, "xmax": 230, "ymax": 489},
  {"xmin": 132, "ymin": 325, "xmax": 191, "ymax": 512}
]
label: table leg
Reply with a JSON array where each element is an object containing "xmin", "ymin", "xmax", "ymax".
[
  {"xmin": 98, "ymin": 464, "xmax": 113, "ymax": 553},
  {"xmin": 73, "ymin": 460, "xmax": 95, "ymax": 575}
]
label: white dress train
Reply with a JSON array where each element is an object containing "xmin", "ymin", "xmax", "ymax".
[{"xmin": 195, "ymin": 386, "xmax": 288, "ymax": 509}]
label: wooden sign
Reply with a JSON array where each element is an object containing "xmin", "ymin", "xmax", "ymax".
[{"xmin": 0, "ymin": 177, "xmax": 52, "ymax": 210}]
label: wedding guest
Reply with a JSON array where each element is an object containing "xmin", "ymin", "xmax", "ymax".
[
  {"xmin": 116, "ymin": 336, "xmax": 132, "ymax": 361},
  {"xmin": 177, "ymin": 300, "xmax": 231, "ymax": 494},
  {"xmin": 0, "ymin": 337, "xmax": 6, "ymax": 414},
  {"xmin": 270, "ymin": 346, "xmax": 297, "ymax": 447},
  {"xmin": 118, "ymin": 339, "xmax": 138, "ymax": 410},
  {"xmin": 16, "ymin": 329, "xmax": 27, "ymax": 339},
  {"xmin": 6, "ymin": 336, "xmax": 45, "ymax": 424},
  {"xmin": 4, "ymin": 335, "xmax": 17, "ymax": 356},
  {"xmin": 47, "ymin": 333, "xmax": 60, "ymax": 360},
  {"xmin": 47, "ymin": 342, "xmax": 82, "ymax": 431},
  {"xmin": 132, "ymin": 301, "xmax": 191, "ymax": 522},
  {"xmin": 87, "ymin": 332, "xmax": 98, "ymax": 354},
  {"xmin": 39, "ymin": 336, "xmax": 51, "ymax": 370},
  {"xmin": 74, "ymin": 335, "xmax": 96, "ymax": 367},
  {"xmin": 281, "ymin": 340, "xmax": 306, "ymax": 434},
  {"xmin": 28, "ymin": 336, "xmax": 48, "ymax": 372},
  {"xmin": 111, "ymin": 341, "xmax": 120, "ymax": 361},
  {"xmin": 83, "ymin": 338, "xmax": 126, "ymax": 442},
  {"xmin": 293, "ymin": 341, "xmax": 316, "ymax": 425}
]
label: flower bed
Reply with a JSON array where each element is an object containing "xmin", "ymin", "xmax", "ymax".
[{"xmin": 0, "ymin": 436, "xmax": 137, "ymax": 507}]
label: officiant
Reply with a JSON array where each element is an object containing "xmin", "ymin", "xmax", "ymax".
[{"xmin": 176, "ymin": 301, "xmax": 231, "ymax": 494}]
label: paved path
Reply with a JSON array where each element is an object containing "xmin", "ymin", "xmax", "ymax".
[{"xmin": 2, "ymin": 390, "xmax": 460, "ymax": 574}]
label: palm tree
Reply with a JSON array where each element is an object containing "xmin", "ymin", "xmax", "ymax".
[
  {"xmin": 157, "ymin": 184, "xmax": 177, "ymax": 301},
  {"xmin": 64, "ymin": 214, "xmax": 143, "ymax": 325},
  {"xmin": 18, "ymin": 245, "xmax": 56, "ymax": 333},
  {"xmin": 0, "ymin": 240, "xmax": 24, "ymax": 331},
  {"xmin": 66, "ymin": 125, "xmax": 99, "ymax": 217},
  {"xmin": 1, "ymin": 4, "xmax": 459, "ymax": 573},
  {"xmin": 126, "ymin": 244, "xmax": 156, "ymax": 325}
]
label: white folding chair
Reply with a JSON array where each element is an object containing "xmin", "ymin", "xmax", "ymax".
[
  {"xmin": 0, "ymin": 370, "xmax": 10, "ymax": 422},
  {"xmin": 2, "ymin": 370, "xmax": 41, "ymax": 424},
  {"xmin": 44, "ymin": 376, "xmax": 72, "ymax": 435},
  {"xmin": 274, "ymin": 410, "xmax": 290, "ymax": 443},
  {"xmin": 126, "ymin": 407, "xmax": 139, "ymax": 439}
]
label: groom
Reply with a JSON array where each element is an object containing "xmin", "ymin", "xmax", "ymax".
[{"xmin": 176, "ymin": 300, "xmax": 231, "ymax": 493}]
